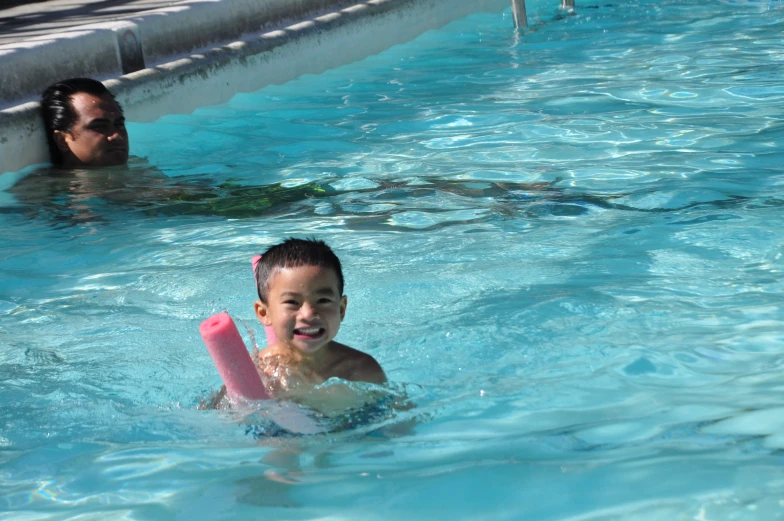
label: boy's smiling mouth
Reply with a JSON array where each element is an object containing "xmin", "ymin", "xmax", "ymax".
[{"xmin": 294, "ymin": 327, "xmax": 325, "ymax": 339}]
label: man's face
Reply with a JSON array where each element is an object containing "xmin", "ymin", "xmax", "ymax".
[
  {"xmin": 256, "ymin": 265, "xmax": 347, "ymax": 356},
  {"xmin": 55, "ymin": 92, "xmax": 129, "ymax": 167}
]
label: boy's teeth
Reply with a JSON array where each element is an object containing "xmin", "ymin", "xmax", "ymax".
[{"xmin": 296, "ymin": 327, "xmax": 321, "ymax": 334}]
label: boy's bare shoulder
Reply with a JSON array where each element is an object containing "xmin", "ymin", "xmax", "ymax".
[
  {"xmin": 256, "ymin": 343, "xmax": 302, "ymax": 374},
  {"xmin": 329, "ymin": 342, "xmax": 387, "ymax": 384},
  {"xmin": 257, "ymin": 343, "xmax": 287, "ymax": 359}
]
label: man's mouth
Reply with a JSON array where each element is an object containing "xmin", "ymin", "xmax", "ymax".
[
  {"xmin": 293, "ymin": 327, "xmax": 325, "ymax": 339},
  {"xmin": 104, "ymin": 149, "xmax": 127, "ymax": 158}
]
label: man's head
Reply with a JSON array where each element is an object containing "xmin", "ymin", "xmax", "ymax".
[
  {"xmin": 254, "ymin": 238, "xmax": 346, "ymax": 354},
  {"xmin": 41, "ymin": 78, "xmax": 129, "ymax": 167}
]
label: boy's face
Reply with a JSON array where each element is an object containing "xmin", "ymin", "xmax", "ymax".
[{"xmin": 255, "ymin": 265, "xmax": 347, "ymax": 355}]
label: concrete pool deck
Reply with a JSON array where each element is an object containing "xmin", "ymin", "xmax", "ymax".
[
  {"xmin": 0, "ymin": 0, "xmax": 508, "ymax": 175},
  {"xmin": 0, "ymin": 0, "xmax": 372, "ymax": 107},
  {"xmin": 0, "ymin": 0, "xmax": 184, "ymax": 46}
]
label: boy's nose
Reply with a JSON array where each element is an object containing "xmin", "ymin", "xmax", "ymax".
[{"xmin": 299, "ymin": 303, "xmax": 317, "ymax": 319}]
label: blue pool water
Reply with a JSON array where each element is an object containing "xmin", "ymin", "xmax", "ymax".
[{"xmin": 2, "ymin": 0, "xmax": 784, "ymax": 518}]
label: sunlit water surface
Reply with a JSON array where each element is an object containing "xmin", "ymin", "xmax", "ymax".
[{"xmin": 2, "ymin": 0, "xmax": 784, "ymax": 518}]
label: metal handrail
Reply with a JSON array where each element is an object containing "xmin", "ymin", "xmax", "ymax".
[
  {"xmin": 511, "ymin": 0, "xmax": 575, "ymax": 29},
  {"xmin": 510, "ymin": 0, "xmax": 527, "ymax": 27}
]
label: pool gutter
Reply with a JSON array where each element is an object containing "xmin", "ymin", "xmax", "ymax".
[{"xmin": 0, "ymin": 0, "xmax": 508, "ymax": 176}]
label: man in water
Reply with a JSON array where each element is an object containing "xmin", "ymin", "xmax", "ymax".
[{"xmin": 40, "ymin": 78, "xmax": 129, "ymax": 167}]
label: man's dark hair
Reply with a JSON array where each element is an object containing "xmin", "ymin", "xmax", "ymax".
[
  {"xmin": 40, "ymin": 78, "xmax": 121, "ymax": 164},
  {"xmin": 255, "ymin": 238, "xmax": 344, "ymax": 303}
]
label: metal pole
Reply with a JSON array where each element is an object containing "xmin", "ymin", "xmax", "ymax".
[
  {"xmin": 510, "ymin": 0, "xmax": 527, "ymax": 28},
  {"xmin": 561, "ymin": 0, "xmax": 575, "ymax": 10}
]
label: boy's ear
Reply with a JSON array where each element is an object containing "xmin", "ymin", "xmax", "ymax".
[
  {"xmin": 254, "ymin": 300, "xmax": 272, "ymax": 326},
  {"xmin": 340, "ymin": 295, "xmax": 347, "ymax": 321},
  {"xmin": 53, "ymin": 130, "xmax": 71, "ymax": 152}
]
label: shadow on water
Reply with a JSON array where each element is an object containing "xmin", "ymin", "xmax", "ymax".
[
  {"xmin": 2, "ymin": 159, "xmax": 769, "ymax": 230},
  {"xmin": 1, "ymin": 160, "xmax": 564, "ymax": 224}
]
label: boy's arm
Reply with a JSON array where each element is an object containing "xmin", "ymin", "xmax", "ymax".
[
  {"xmin": 333, "ymin": 343, "xmax": 387, "ymax": 385},
  {"xmin": 351, "ymin": 354, "xmax": 387, "ymax": 385}
]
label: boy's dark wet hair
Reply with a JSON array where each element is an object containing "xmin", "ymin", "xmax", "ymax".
[
  {"xmin": 40, "ymin": 78, "xmax": 122, "ymax": 164},
  {"xmin": 255, "ymin": 238, "xmax": 344, "ymax": 303}
]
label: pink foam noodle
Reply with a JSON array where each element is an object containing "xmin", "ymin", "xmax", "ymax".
[
  {"xmin": 264, "ymin": 325, "xmax": 278, "ymax": 345},
  {"xmin": 200, "ymin": 312, "xmax": 270, "ymax": 401},
  {"xmin": 251, "ymin": 254, "xmax": 262, "ymax": 275},
  {"xmin": 252, "ymin": 254, "xmax": 278, "ymax": 345}
]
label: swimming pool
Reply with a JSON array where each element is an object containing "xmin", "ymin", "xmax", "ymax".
[{"xmin": 2, "ymin": 0, "xmax": 784, "ymax": 518}]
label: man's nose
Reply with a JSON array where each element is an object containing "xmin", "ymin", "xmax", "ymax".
[{"xmin": 107, "ymin": 128, "xmax": 124, "ymax": 141}]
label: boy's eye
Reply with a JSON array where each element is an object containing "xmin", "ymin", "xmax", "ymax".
[
  {"xmin": 283, "ymin": 300, "xmax": 300, "ymax": 306},
  {"xmin": 317, "ymin": 298, "xmax": 333, "ymax": 304}
]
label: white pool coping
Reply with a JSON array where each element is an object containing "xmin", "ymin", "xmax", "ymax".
[{"xmin": 0, "ymin": 0, "xmax": 508, "ymax": 176}]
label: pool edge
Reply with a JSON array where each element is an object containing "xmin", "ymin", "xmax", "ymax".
[{"xmin": 0, "ymin": 0, "xmax": 508, "ymax": 176}]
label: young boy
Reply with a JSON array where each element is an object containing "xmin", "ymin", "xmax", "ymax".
[
  {"xmin": 201, "ymin": 238, "xmax": 386, "ymax": 415},
  {"xmin": 250, "ymin": 238, "xmax": 386, "ymax": 415}
]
